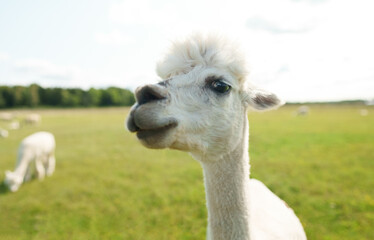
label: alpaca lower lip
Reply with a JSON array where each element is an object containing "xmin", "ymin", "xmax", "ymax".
[{"xmin": 136, "ymin": 122, "xmax": 177, "ymax": 139}]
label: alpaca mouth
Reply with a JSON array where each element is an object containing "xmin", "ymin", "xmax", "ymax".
[
  {"xmin": 127, "ymin": 110, "xmax": 178, "ymax": 140},
  {"xmin": 136, "ymin": 122, "xmax": 178, "ymax": 139}
]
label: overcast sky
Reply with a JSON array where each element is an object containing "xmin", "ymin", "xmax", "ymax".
[{"xmin": 0, "ymin": 0, "xmax": 373, "ymax": 102}]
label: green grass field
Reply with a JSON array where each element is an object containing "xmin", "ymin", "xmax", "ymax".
[{"xmin": 0, "ymin": 105, "xmax": 373, "ymax": 240}]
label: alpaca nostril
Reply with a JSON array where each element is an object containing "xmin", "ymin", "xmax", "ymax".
[{"xmin": 136, "ymin": 85, "xmax": 167, "ymax": 105}]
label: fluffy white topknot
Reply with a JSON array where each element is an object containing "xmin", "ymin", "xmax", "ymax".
[{"xmin": 156, "ymin": 34, "xmax": 249, "ymax": 83}]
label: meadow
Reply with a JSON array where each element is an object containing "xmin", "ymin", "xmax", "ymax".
[{"xmin": 0, "ymin": 105, "xmax": 373, "ymax": 240}]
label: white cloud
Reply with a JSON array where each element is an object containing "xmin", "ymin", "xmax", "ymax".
[
  {"xmin": 14, "ymin": 59, "xmax": 74, "ymax": 81},
  {"xmin": 246, "ymin": 17, "xmax": 312, "ymax": 34},
  {"xmin": 12, "ymin": 59, "xmax": 92, "ymax": 88},
  {"xmin": 10, "ymin": 58, "xmax": 139, "ymax": 90},
  {"xmin": 102, "ymin": 0, "xmax": 374, "ymax": 101},
  {"xmin": 109, "ymin": 0, "xmax": 164, "ymax": 25},
  {"xmin": 1, "ymin": 0, "xmax": 373, "ymax": 101},
  {"xmin": 107, "ymin": 0, "xmax": 251, "ymax": 37},
  {"xmin": 0, "ymin": 52, "xmax": 9, "ymax": 62},
  {"xmin": 95, "ymin": 29, "xmax": 135, "ymax": 46},
  {"xmin": 245, "ymin": 1, "xmax": 322, "ymax": 34},
  {"xmin": 240, "ymin": 0, "xmax": 374, "ymax": 101}
]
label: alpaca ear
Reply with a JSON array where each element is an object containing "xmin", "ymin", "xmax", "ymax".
[{"xmin": 243, "ymin": 87, "xmax": 285, "ymax": 111}]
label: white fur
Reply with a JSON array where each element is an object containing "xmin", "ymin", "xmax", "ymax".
[
  {"xmin": 4, "ymin": 131, "xmax": 56, "ymax": 192},
  {"xmin": 127, "ymin": 34, "xmax": 307, "ymax": 239},
  {"xmin": 9, "ymin": 121, "xmax": 20, "ymax": 130},
  {"xmin": 359, "ymin": 109, "xmax": 368, "ymax": 116},
  {"xmin": 157, "ymin": 34, "xmax": 248, "ymax": 83},
  {"xmin": 295, "ymin": 105, "xmax": 310, "ymax": 116},
  {"xmin": 0, "ymin": 128, "xmax": 9, "ymax": 138},
  {"xmin": 0, "ymin": 112, "xmax": 13, "ymax": 121},
  {"xmin": 25, "ymin": 113, "xmax": 41, "ymax": 125}
]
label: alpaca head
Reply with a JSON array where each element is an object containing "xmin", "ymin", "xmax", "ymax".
[
  {"xmin": 126, "ymin": 34, "xmax": 283, "ymax": 160},
  {"xmin": 4, "ymin": 170, "xmax": 23, "ymax": 192}
]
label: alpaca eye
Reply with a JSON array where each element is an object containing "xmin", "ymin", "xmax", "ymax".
[{"xmin": 210, "ymin": 80, "xmax": 231, "ymax": 94}]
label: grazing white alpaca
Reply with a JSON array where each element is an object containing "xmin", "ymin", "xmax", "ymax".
[
  {"xmin": 296, "ymin": 105, "xmax": 310, "ymax": 116},
  {"xmin": 0, "ymin": 128, "xmax": 9, "ymax": 138},
  {"xmin": 25, "ymin": 113, "xmax": 41, "ymax": 125},
  {"xmin": 4, "ymin": 131, "xmax": 56, "ymax": 192},
  {"xmin": 0, "ymin": 112, "xmax": 13, "ymax": 121},
  {"xmin": 359, "ymin": 109, "xmax": 368, "ymax": 116},
  {"xmin": 126, "ymin": 34, "xmax": 307, "ymax": 240},
  {"xmin": 9, "ymin": 121, "xmax": 20, "ymax": 130}
]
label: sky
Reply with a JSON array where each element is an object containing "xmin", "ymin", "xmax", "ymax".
[{"xmin": 0, "ymin": 0, "xmax": 373, "ymax": 102}]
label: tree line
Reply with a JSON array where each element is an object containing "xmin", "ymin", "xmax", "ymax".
[{"xmin": 0, "ymin": 84, "xmax": 135, "ymax": 108}]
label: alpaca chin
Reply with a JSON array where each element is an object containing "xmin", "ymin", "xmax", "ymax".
[{"xmin": 136, "ymin": 125, "xmax": 177, "ymax": 149}]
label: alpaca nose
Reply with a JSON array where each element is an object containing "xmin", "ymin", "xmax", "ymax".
[{"xmin": 135, "ymin": 84, "xmax": 168, "ymax": 105}]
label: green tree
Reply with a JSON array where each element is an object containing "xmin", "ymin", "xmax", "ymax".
[
  {"xmin": 0, "ymin": 90, "xmax": 6, "ymax": 108},
  {"xmin": 82, "ymin": 88, "xmax": 102, "ymax": 106},
  {"xmin": 0, "ymin": 86, "xmax": 14, "ymax": 107},
  {"xmin": 61, "ymin": 89, "xmax": 72, "ymax": 106},
  {"xmin": 28, "ymin": 84, "xmax": 40, "ymax": 107},
  {"xmin": 121, "ymin": 88, "xmax": 135, "ymax": 106},
  {"xmin": 0, "ymin": 84, "xmax": 134, "ymax": 108},
  {"xmin": 47, "ymin": 88, "xmax": 63, "ymax": 106},
  {"xmin": 13, "ymin": 86, "xmax": 25, "ymax": 106}
]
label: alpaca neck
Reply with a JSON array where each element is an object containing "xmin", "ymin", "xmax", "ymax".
[
  {"xmin": 14, "ymin": 151, "xmax": 30, "ymax": 177},
  {"xmin": 198, "ymin": 117, "xmax": 251, "ymax": 240}
]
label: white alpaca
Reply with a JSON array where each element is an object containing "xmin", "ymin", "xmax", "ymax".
[
  {"xmin": 126, "ymin": 34, "xmax": 306, "ymax": 240},
  {"xmin": 359, "ymin": 109, "xmax": 368, "ymax": 116},
  {"xmin": 0, "ymin": 128, "xmax": 9, "ymax": 138},
  {"xmin": 0, "ymin": 112, "xmax": 13, "ymax": 121},
  {"xmin": 296, "ymin": 105, "xmax": 310, "ymax": 116},
  {"xmin": 9, "ymin": 121, "xmax": 20, "ymax": 130},
  {"xmin": 4, "ymin": 131, "xmax": 56, "ymax": 192},
  {"xmin": 25, "ymin": 113, "xmax": 41, "ymax": 125}
]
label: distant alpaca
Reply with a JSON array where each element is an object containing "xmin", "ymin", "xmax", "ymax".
[
  {"xmin": 9, "ymin": 121, "xmax": 20, "ymax": 130},
  {"xmin": 0, "ymin": 128, "xmax": 9, "ymax": 138},
  {"xmin": 127, "ymin": 34, "xmax": 307, "ymax": 239},
  {"xmin": 0, "ymin": 112, "xmax": 13, "ymax": 121},
  {"xmin": 296, "ymin": 105, "xmax": 310, "ymax": 116},
  {"xmin": 4, "ymin": 131, "xmax": 56, "ymax": 192},
  {"xmin": 24, "ymin": 113, "xmax": 41, "ymax": 125},
  {"xmin": 359, "ymin": 109, "xmax": 368, "ymax": 116}
]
